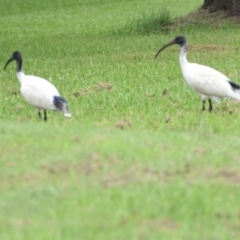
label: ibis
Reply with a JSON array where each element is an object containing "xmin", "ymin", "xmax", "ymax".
[
  {"xmin": 4, "ymin": 51, "xmax": 71, "ymax": 121},
  {"xmin": 155, "ymin": 35, "xmax": 240, "ymax": 112}
]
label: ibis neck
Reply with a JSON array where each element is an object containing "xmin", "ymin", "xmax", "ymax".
[
  {"xmin": 16, "ymin": 71, "xmax": 25, "ymax": 84},
  {"xmin": 179, "ymin": 44, "xmax": 188, "ymax": 65},
  {"xmin": 16, "ymin": 58, "xmax": 22, "ymax": 73}
]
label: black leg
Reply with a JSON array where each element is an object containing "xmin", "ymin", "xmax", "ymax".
[
  {"xmin": 43, "ymin": 110, "xmax": 47, "ymax": 121},
  {"xmin": 208, "ymin": 99, "xmax": 213, "ymax": 112},
  {"xmin": 201, "ymin": 100, "xmax": 206, "ymax": 111},
  {"xmin": 38, "ymin": 110, "xmax": 42, "ymax": 119}
]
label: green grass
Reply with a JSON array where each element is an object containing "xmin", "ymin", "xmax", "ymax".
[{"xmin": 1, "ymin": 0, "xmax": 240, "ymax": 239}]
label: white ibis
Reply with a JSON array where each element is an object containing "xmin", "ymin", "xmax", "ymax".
[
  {"xmin": 4, "ymin": 51, "xmax": 71, "ymax": 121},
  {"xmin": 155, "ymin": 36, "xmax": 240, "ymax": 112}
]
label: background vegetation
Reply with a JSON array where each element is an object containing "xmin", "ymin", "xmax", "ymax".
[{"xmin": 1, "ymin": 0, "xmax": 240, "ymax": 239}]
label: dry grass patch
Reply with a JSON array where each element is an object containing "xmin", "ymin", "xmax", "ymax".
[
  {"xmin": 141, "ymin": 218, "xmax": 179, "ymax": 231},
  {"xmin": 72, "ymin": 82, "xmax": 113, "ymax": 98}
]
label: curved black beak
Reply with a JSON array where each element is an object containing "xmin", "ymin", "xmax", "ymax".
[
  {"xmin": 4, "ymin": 57, "xmax": 14, "ymax": 71},
  {"xmin": 155, "ymin": 40, "xmax": 176, "ymax": 59}
]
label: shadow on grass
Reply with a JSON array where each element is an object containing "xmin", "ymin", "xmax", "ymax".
[
  {"xmin": 112, "ymin": 9, "xmax": 172, "ymax": 35},
  {"xmin": 113, "ymin": 8, "xmax": 240, "ymax": 37}
]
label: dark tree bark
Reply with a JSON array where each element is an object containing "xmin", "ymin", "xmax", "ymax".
[
  {"xmin": 231, "ymin": 0, "xmax": 240, "ymax": 15},
  {"xmin": 202, "ymin": 0, "xmax": 240, "ymax": 15},
  {"xmin": 202, "ymin": 0, "xmax": 214, "ymax": 9},
  {"xmin": 210, "ymin": 0, "xmax": 226, "ymax": 12}
]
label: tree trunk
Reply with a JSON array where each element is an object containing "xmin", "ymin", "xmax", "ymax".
[
  {"xmin": 202, "ymin": 0, "xmax": 214, "ymax": 9},
  {"xmin": 230, "ymin": 0, "xmax": 240, "ymax": 15},
  {"xmin": 210, "ymin": 0, "xmax": 226, "ymax": 12},
  {"xmin": 202, "ymin": 0, "xmax": 240, "ymax": 15}
]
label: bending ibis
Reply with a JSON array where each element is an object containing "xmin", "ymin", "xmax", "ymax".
[
  {"xmin": 155, "ymin": 36, "xmax": 240, "ymax": 112},
  {"xmin": 4, "ymin": 51, "xmax": 71, "ymax": 121}
]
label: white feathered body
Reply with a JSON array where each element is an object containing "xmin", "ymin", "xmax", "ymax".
[
  {"xmin": 17, "ymin": 72, "xmax": 60, "ymax": 110},
  {"xmin": 179, "ymin": 49, "xmax": 240, "ymax": 102}
]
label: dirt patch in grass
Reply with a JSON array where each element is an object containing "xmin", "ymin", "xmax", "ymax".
[
  {"xmin": 101, "ymin": 170, "xmax": 135, "ymax": 187},
  {"xmin": 22, "ymin": 173, "xmax": 40, "ymax": 183},
  {"xmin": 5, "ymin": 153, "xmax": 239, "ymax": 189},
  {"xmin": 114, "ymin": 119, "xmax": 132, "ymax": 129},
  {"xmin": 17, "ymin": 116, "xmax": 31, "ymax": 122},
  {"xmin": 72, "ymin": 82, "xmax": 113, "ymax": 97},
  {"xmin": 72, "ymin": 88, "xmax": 90, "ymax": 97},
  {"xmin": 100, "ymin": 164, "xmax": 240, "ymax": 188},
  {"xmin": 41, "ymin": 154, "xmax": 123, "ymax": 178},
  {"xmin": 101, "ymin": 164, "xmax": 191, "ymax": 188},
  {"xmin": 42, "ymin": 159, "xmax": 104, "ymax": 176},
  {"xmin": 216, "ymin": 169, "xmax": 240, "ymax": 185},
  {"xmin": 11, "ymin": 218, "xmax": 30, "ymax": 227},
  {"xmin": 96, "ymin": 82, "xmax": 113, "ymax": 91},
  {"xmin": 141, "ymin": 218, "xmax": 179, "ymax": 231},
  {"xmin": 163, "ymin": 8, "xmax": 240, "ymax": 32}
]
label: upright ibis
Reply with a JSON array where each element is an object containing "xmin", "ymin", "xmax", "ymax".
[
  {"xmin": 155, "ymin": 36, "xmax": 240, "ymax": 112},
  {"xmin": 4, "ymin": 51, "xmax": 71, "ymax": 121}
]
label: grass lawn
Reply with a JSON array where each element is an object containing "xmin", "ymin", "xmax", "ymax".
[{"xmin": 1, "ymin": 0, "xmax": 240, "ymax": 239}]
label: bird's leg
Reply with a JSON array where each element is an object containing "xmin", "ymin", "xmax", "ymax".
[
  {"xmin": 37, "ymin": 109, "xmax": 42, "ymax": 119},
  {"xmin": 201, "ymin": 100, "xmax": 206, "ymax": 111},
  {"xmin": 43, "ymin": 110, "xmax": 47, "ymax": 121},
  {"xmin": 208, "ymin": 99, "xmax": 213, "ymax": 112}
]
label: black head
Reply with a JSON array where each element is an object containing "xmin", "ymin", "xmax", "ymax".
[
  {"xmin": 4, "ymin": 51, "xmax": 23, "ymax": 71},
  {"xmin": 172, "ymin": 36, "xmax": 186, "ymax": 47},
  {"xmin": 155, "ymin": 35, "xmax": 187, "ymax": 59},
  {"xmin": 11, "ymin": 51, "xmax": 22, "ymax": 60}
]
